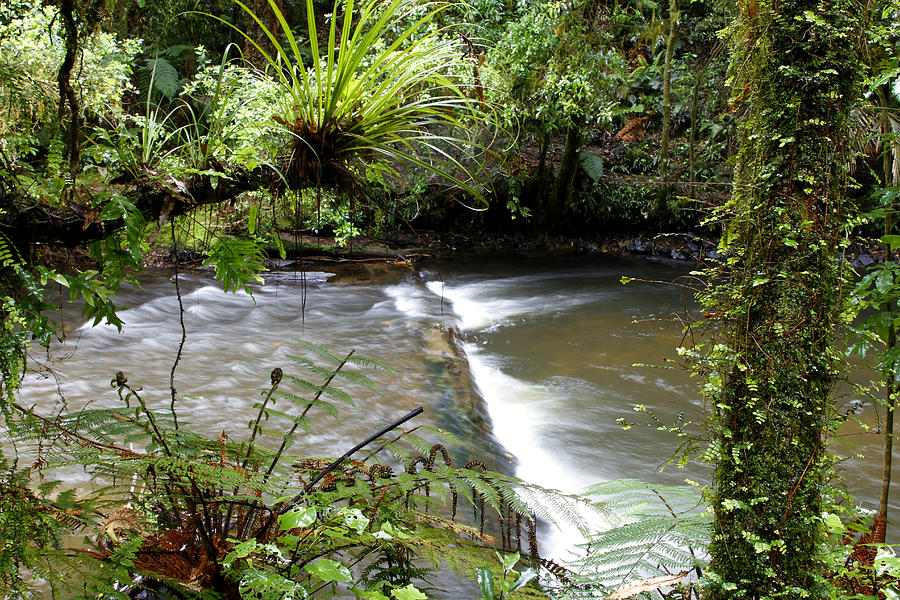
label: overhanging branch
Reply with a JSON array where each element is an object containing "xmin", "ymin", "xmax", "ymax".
[{"xmin": 0, "ymin": 165, "xmax": 279, "ymax": 252}]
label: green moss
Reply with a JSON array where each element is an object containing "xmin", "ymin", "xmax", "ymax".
[{"xmin": 701, "ymin": 0, "xmax": 861, "ymax": 597}]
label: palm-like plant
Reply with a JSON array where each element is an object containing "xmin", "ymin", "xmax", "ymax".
[{"xmin": 221, "ymin": 0, "xmax": 488, "ymax": 203}]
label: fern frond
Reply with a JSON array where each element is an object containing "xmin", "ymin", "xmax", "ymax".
[
  {"xmin": 579, "ymin": 150, "xmax": 604, "ymax": 182},
  {"xmin": 393, "ymin": 433, "xmax": 442, "ymax": 458},
  {"xmin": 294, "ymin": 341, "xmax": 343, "ymax": 364},
  {"xmin": 259, "ymin": 406, "xmax": 311, "ymax": 431},
  {"xmin": 462, "ymin": 473, "xmax": 503, "ymax": 514},
  {"xmin": 273, "ymin": 388, "xmax": 312, "ymax": 406},
  {"xmin": 286, "ymin": 358, "xmax": 377, "ymax": 392},
  {"xmin": 327, "ymin": 369, "xmax": 376, "ymax": 392},
  {"xmin": 285, "ymin": 358, "xmax": 338, "ymax": 379},
  {"xmin": 417, "ymin": 426, "xmax": 460, "ymax": 444},
  {"xmin": 138, "ymin": 56, "xmax": 181, "ymax": 100},
  {"xmin": 0, "ymin": 234, "xmax": 15, "ymax": 267},
  {"xmin": 557, "ymin": 480, "xmax": 709, "ymax": 598},
  {"xmin": 343, "ymin": 355, "xmax": 397, "ymax": 375},
  {"xmin": 285, "ymin": 378, "xmax": 354, "ymax": 406}
]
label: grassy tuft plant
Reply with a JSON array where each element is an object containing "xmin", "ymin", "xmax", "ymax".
[{"xmin": 208, "ymin": 0, "xmax": 490, "ymax": 204}]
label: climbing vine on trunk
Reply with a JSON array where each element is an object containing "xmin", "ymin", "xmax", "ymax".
[
  {"xmin": 699, "ymin": 0, "xmax": 861, "ymax": 597},
  {"xmin": 57, "ymin": 0, "xmax": 81, "ymax": 176}
]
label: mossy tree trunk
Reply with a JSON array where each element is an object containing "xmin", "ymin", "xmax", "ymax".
[
  {"xmin": 657, "ymin": 0, "xmax": 678, "ymax": 218},
  {"xmin": 704, "ymin": 0, "xmax": 859, "ymax": 597},
  {"xmin": 57, "ymin": 0, "xmax": 81, "ymax": 176},
  {"xmin": 877, "ymin": 82, "xmax": 899, "ymax": 530},
  {"xmin": 552, "ymin": 126, "xmax": 582, "ymax": 222}
]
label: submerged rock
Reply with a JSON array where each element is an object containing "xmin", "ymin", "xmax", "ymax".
[{"xmin": 420, "ymin": 322, "xmax": 514, "ymax": 472}]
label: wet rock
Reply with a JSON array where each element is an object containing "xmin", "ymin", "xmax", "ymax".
[
  {"xmin": 420, "ymin": 323, "xmax": 511, "ymax": 470},
  {"xmin": 858, "ymin": 253, "xmax": 875, "ymax": 267},
  {"xmin": 707, "ymin": 250, "xmax": 725, "ymax": 261},
  {"xmin": 266, "ymin": 258, "xmax": 296, "ymax": 269},
  {"xmin": 626, "ymin": 238, "xmax": 650, "ymax": 254}
]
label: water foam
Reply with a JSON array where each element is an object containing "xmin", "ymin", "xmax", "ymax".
[
  {"xmin": 424, "ymin": 276, "xmax": 606, "ymax": 558},
  {"xmin": 384, "ymin": 282, "xmax": 433, "ymax": 320}
]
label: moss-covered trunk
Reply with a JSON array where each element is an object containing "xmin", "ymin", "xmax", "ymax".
[
  {"xmin": 57, "ymin": 0, "xmax": 80, "ymax": 174},
  {"xmin": 552, "ymin": 126, "xmax": 582, "ymax": 222},
  {"xmin": 877, "ymin": 83, "xmax": 898, "ymax": 530},
  {"xmin": 704, "ymin": 0, "xmax": 859, "ymax": 597},
  {"xmin": 657, "ymin": 0, "xmax": 678, "ymax": 218}
]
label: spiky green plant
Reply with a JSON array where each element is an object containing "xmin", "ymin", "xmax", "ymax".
[{"xmin": 214, "ymin": 0, "xmax": 488, "ymax": 203}]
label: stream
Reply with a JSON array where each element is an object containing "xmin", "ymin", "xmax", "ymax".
[{"xmin": 16, "ymin": 254, "xmax": 898, "ymax": 588}]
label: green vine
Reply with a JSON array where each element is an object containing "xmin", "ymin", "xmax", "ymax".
[{"xmin": 695, "ymin": 0, "xmax": 862, "ymax": 596}]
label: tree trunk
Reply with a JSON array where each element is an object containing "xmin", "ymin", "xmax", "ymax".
[
  {"xmin": 552, "ymin": 126, "xmax": 581, "ymax": 222},
  {"xmin": 657, "ymin": 0, "xmax": 678, "ymax": 218},
  {"xmin": 57, "ymin": 0, "xmax": 80, "ymax": 176},
  {"xmin": 705, "ymin": 0, "xmax": 859, "ymax": 596},
  {"xmin": 242, "ymin": 0, "xmax": 287, "ymax": 67},
  {"xmin": 537, "ymin": 130, "xmax": 551, "ymax": 202},
  {"xmin": 537, "ymin": 131, "xmax": 550, "ymax": 182},
  {"xmin": 879, "ymin": 83, "xmax": 898, "ymax": 533}
]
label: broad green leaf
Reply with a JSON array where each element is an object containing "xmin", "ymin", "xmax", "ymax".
[
  {"xmin": 356, "ymin": 590, "xmax": 390, "ymax": 600},
  {"xmin": 279, "ymin": 507, "xmax": 317, "ymax": 530},
  {"xmin": 305, "ymin": 558, "xmax": 352, "ymax": 583},
  {"xmin": 476, "ymin": 566, "xmax": 495, "ymax": 600},
  {"xmin": 823, "ymin": 512, "xmax": 845, "ymax": 534},
  {"xmin": 883, "ymin": 235, "xmax": 900, "ymax": 251},
  {"xmin": 340, "ymin": 508, "xmax": 369, "ymax": 534},
  {"xmin": 509, "ymin": 568, "xmax": 538, "ymax": 592},
  {"xmin": 391, "ymin": 584, "xmax": 427, "ymax": 600},
  {"xmin": 223, "ymin": 539, "xmax": 258, "ymax": 567},
  {"xmin": 100, "ymin": 201, "xmax": 125, "ymax": 220},
  {"xmin": 876, "ymin": 268, "xmax": 895, "ymax": 295},
  {"xmin": 498, "ymin": 551, "xmax": 520, "ymax": 572},
  {"xmin": 248, "ymin": 205, "xmax": 258, "ymax": 235}
]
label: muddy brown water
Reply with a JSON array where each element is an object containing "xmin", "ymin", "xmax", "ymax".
[{"xmin": 14, "ymin": 254, "xmax": 897, "ymax": 593}]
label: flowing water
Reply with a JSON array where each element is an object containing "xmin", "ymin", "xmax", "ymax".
[{"xmin": 15, "ymin": 254, "xmax": 898, "ymax": 587}]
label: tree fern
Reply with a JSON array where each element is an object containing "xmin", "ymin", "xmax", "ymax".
[
  {"xmin": 553, "ymin": 480, "xmax": 709, "ymax": 599},
  {"xmin": 6, "ymin": 341, "xmax": 614, "ymax": 598},
  {"xmin": 135, "ymin": 55, "xmax": 182, "ymax": 101}
]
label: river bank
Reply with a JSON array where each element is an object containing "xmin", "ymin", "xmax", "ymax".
[{"xmin": 138, "ymin": 228, "xmax": 889, "ymax": 279}]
